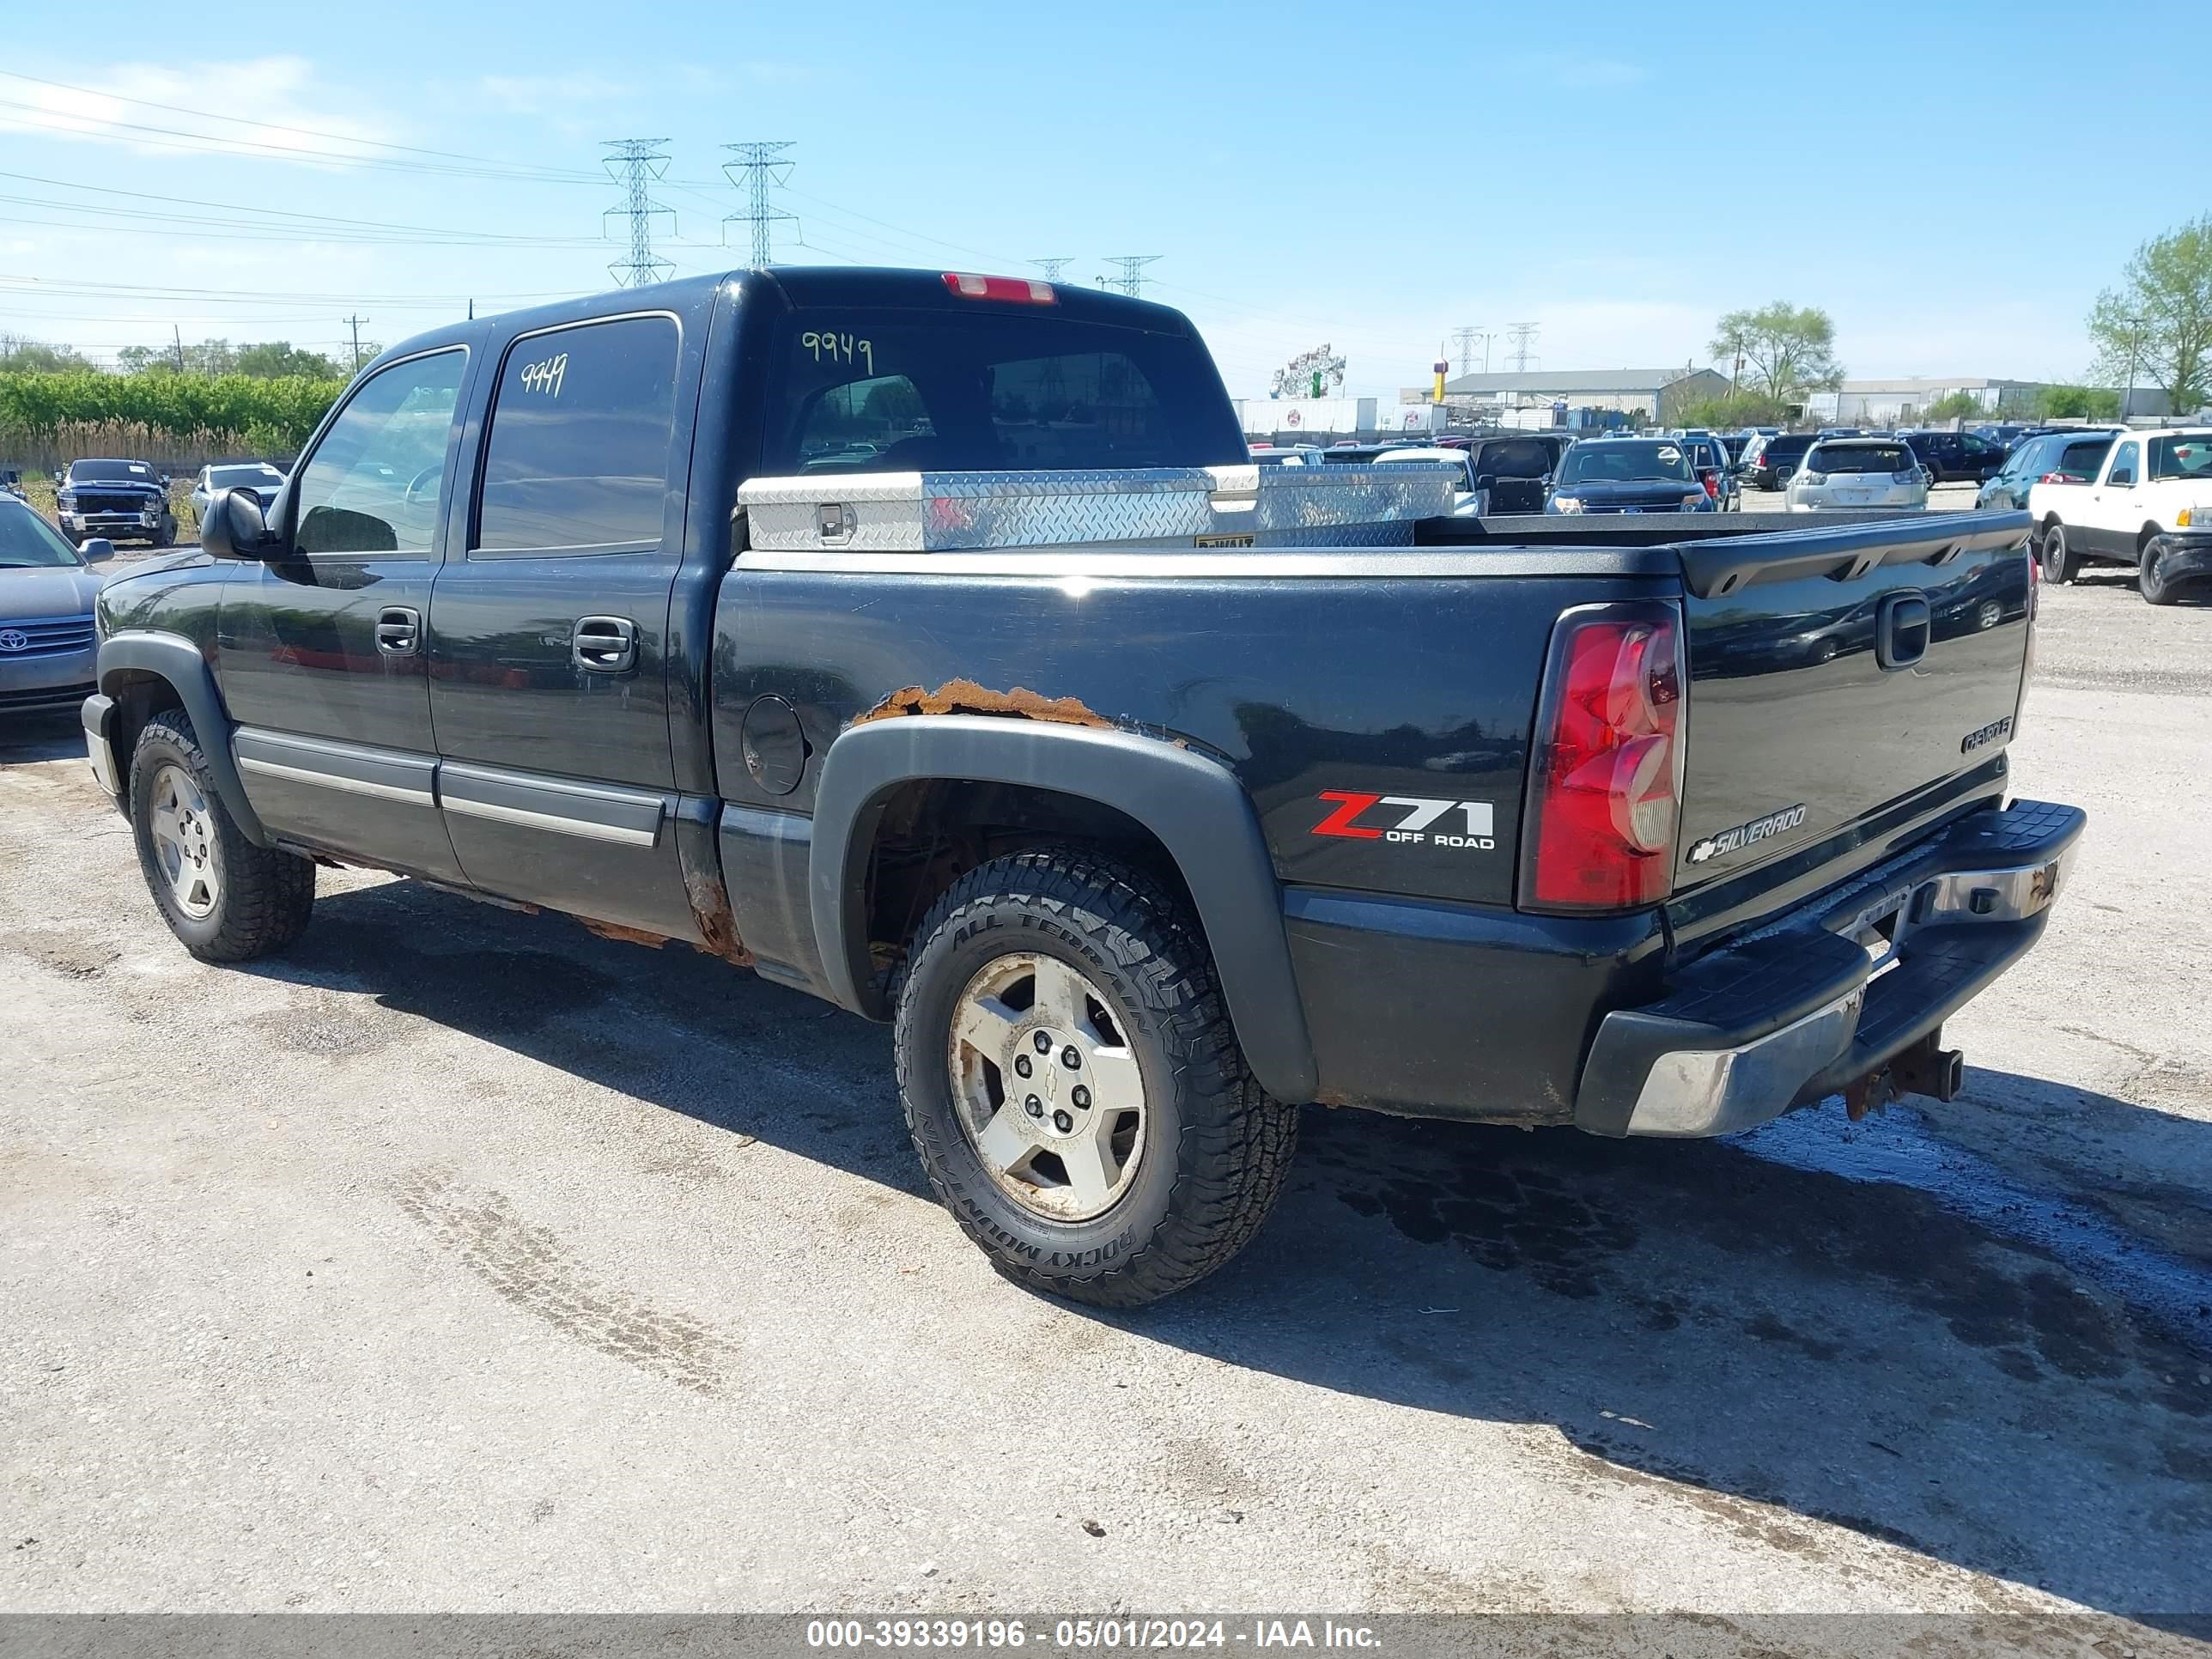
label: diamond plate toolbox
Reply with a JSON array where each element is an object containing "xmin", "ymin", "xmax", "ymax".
[{"xmin": 738, "ymin": 464, "xmax": 1454, "ymax": 553}]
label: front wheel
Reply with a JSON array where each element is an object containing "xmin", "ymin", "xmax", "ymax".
[
  {"xmin": 129, "ymin": 709, "xmax": 316, "ymax": 962},
  {"xmin": 2141, "ymin": 538, "xmax": 2182, "ymax": 605},
  {"xmin": 894, "ymin": 848, "xmax": 1297, "ymax": 1306},
  {"xmin": 2040, "ymin": 521, "xmax": 2080, "ymax": 585}
]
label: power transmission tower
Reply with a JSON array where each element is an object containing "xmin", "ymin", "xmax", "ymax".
[
  {"xmin": 1507, "ymin": 322, "xmax": 1539, "ymax": 374},
  {"xmin": 1449, "ymin": 325, "xmax": 1483, "ymax": 379},
  {"xmin": 1030, "ymin": 258, "xmax": 1073, "ymax": 283},
  {"xmin": 343, "ymin": 315, "xmax": 369, "ymax": 372},
  {"xmin": 1102, "ymin": 255, "xmax": 1162, "ymax": 298},
  {"xmin": 722, "ymin": 141, "xmax": 798, "ymax": 270},
  {"xmin": 602, "ymin": 138, "xmax": 676, "ymax": 288}
]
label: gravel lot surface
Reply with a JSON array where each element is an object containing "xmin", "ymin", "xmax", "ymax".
[{"xmin": 3, "ymin": 547, "xmax": 2209, "ymax": 1637}]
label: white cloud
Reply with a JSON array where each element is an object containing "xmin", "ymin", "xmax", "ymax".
[
  {"xmin": 0, "ymin": 57, "xmax": 398, "ymax": 166},
  {"xmin": 477, "ymin": 72, "xmax": 636, "ymax": 116}
]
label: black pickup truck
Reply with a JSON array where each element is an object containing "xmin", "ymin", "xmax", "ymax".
[{"xmin": 81, "ymin": 267, "xmax": 2083, "ymax": 1306}]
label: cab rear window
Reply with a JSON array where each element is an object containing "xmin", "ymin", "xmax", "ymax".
[{"xmin": 763, "ymin": 310, "xmax": 1244, "ymax": 475}]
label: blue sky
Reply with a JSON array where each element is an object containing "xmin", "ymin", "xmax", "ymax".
[{"xmin": 1, "ymin": 1, "xmax": 2200, "ymax": 398}]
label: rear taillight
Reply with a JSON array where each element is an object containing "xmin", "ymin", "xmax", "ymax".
[
  {"xmin": 942, "ymin": 272, "xmax": 1057, "ymax": 304},
  {"xmin": 1521, "ymin": 604, "xmax": 1685, "ymax": 912},
  {"xmin": 1701, "ymin": 471, "xmax": 1720, "ymax": 498}
]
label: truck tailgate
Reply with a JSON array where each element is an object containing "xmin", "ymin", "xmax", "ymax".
[{"xmin": 1666, "ymin": 512, "xmax": 2035, "ymax": 945}]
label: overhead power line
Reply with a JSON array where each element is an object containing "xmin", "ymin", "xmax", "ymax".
[
  {"xmin": 0, "ymin": 67, "xmax": 604, "ymax": 181},
  {"xmin": 602, "ymin": 139, "xmax": 676, "ymax": 288},
  {"xmin": 722, "ymin": 142, "xmax": 797, "ymax": 270}
]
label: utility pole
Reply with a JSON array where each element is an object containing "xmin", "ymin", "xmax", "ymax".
[
  {"xmin": 172, "ymin": 325, "xmax": 185, "ymax": 374},
  {"xmin": 2121, "ymin": 313, "xmax": 2148, "ymax": 420},
  {"xmin": 343, "ymin": 315, "xmax": 369, "ymax": 373},
  {"xmin": 1449, "ymin": 325, "xmax": 1482, "ymax": 379},
  {"xmin": 602, "ymin": 138, "xmax": 676, "ymax": 288},
  {"xmin": 1101, "ymin": 255, "xmax": 1162, "ymax": 298},
  {"xmin": 722, "ymin": 141, "xmax": 798, "ymax": 270},
  {"xmin": 1507, "ymin": 322, "xmax": 1539, "ymax": 374},
  {"xmin": 1030, "ymin": 258, "xmax": 1074, "ymax": 283}
]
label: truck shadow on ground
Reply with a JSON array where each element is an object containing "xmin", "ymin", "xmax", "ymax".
[{"xmin": 242, "ymin": 878, "xmax": 2212, "ymax": 1629}]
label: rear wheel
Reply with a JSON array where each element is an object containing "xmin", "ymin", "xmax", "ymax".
[
  {"xmin": 1774, "ymin": 465, "xmax": 1796, "ymax": 487},
  {"xmin": 2039, "ymin": 520, "xmax": 2080, "ymax": 585},
  {"xmin": 894, "ymin": 847, "xmax": 1297, "ymax": 1306},
  {"xmin": 128, "ymin": 709, "xmax": 316, "ymax": 962}
]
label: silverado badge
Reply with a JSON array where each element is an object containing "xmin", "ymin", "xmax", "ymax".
[{"xmin": 1685, "ymin": 803, "xmax": 1808, "ymax": 866}]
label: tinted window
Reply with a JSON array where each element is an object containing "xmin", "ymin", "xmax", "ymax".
[
  {"xmin": 1557, "ymin": 441, "xmax": 1693, "ymax": 485},
  {"xmin": 1480, "ymin": 440, "xmax": 1551, "ymax": 477},
  {"xmin": 763, "ymin": 310, "xmax": 1243, "ymax": 474},
  {"xmin": 2055, "ymin": 440, "xmax": 2111, "ymax": 477},
  {"xmin": 69, "ymin": 459, "xmax": 157, "ymax": 483},
  {"xmin": 1809, "ymin": 443, "xmax": 1911, "ymax": 473},
  {"xmin": 477, "ymin": 315, "xmax": 678, "ymax": 552},
  {"xmin": 2107, "ymin": 441, "xmax": 2140, "ymax": 484},
  {"xmin": 2148, "ymin": 434, "xmax": 2212, "ymax": 480},
  {"xmin": 293, "ymin": 349, "xmax": 465, "ymax": 557},
  {"xmin": 210, "ymin": 465, "xmax": 283, "ymax": 489}
]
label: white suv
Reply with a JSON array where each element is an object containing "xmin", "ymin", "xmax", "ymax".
[{"xmin": 2028, "ymin": 428, "xmax": 2212, "ymax": 601}]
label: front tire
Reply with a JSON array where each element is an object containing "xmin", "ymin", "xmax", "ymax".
[
  {"xmin": 2040, "ymin": 521, "xmax": 2080, "ymax": 584},
  {"xmin": 2141, "ymin": 536, "xmax": 2181, "ymax": 605},
  {"xmin": 894, "ymin": 848, "xmax": 1297, "ymax": 1307},
  {"xmin": 129, "ymin": 709, "xmax": 315, "ymax": 962}
]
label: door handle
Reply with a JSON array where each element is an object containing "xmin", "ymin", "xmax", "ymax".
[
  {"xmin": 572, "ymin": 616, "xmax": 638, "ymax": 674},
  {"xmin": 374, "ymin": 605, "xmax": 421, "ymax": 657}
]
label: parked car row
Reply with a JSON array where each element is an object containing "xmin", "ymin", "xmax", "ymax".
[{"xmin": 31, "ymin": 457, "xmax": 290, "ymax": 549}]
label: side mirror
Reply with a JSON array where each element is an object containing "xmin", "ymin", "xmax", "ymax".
[
  {"xmin": 200, "ymin": 486, "xmax": 274, "ymax": 561},
  {"xmin": 78, "ymin": 538, "xmax": 114, "ymax": 563},
  {"xmin": 52, "ymin": 470, "xmax": 64, "ymax": 486}
]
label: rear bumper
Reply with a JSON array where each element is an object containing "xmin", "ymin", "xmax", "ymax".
[
  {"xmin": 1574, "ymin": 798, "xmax": 2085, "ymax": 1137},
  {"xmin": 2147, "ymin": 530, "xmax": 2212, "ymax": 588}
]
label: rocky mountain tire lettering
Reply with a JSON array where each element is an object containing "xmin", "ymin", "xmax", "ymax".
[
  {"xmin": 1311, "ymin": 791, "xmax": 1496, "ymax": 851},
  {"xmin": 1685, "ymin": 803, "xmax": 1808, "ymax": 866}
]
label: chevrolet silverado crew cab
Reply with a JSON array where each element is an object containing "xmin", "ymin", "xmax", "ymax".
[
  {"xmin": 82, "ymin": 267, "xmax": 2084, "ymax": 1306},
  {"xmin": 2028, "ymin": 425, "xmax": 2212, "ymax": 604},
  {"xmin": 55, "ymin": 457, "xmax": 176, "ymax": 548}
]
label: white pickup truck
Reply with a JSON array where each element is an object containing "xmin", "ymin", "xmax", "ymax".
[{"xmin": 2029, "ymin": 425, "xmax": 2212, "ymax": 604}]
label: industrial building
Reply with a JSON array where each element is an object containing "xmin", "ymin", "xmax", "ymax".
[
  {"xmin": 1809, "ymin": 377, "xmax": 2173, "ymax": 424},
  {"xmin": 1408, "ymin": 366, "xmax": 1731, "ymax": 423}
]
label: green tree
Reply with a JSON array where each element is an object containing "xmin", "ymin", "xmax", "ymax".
[
  {"xmin": 2036, "ymin": 385, "xmax": 2123, "ymax": 420},
  {"xmin": 232, "ymin": 341, "xmax": 346, "ymax": 380},
  {"xmin": 0, "ymin": 333, "xmax": 94, "ymax": 373},
  {"xmin": 1710, "ymin": 303, "xmax": 1844, "ymax": 402},
  {"xmin": 2088, "ymin": 215, "xmax": 2212, "ymax": 414},
  {"xmin": 1923, "ymin": 391, "xmax": 1984, "ymax": 422},
  {"xmin": 1672, "ymin": 391, "xmax": 1790, "ymax": 430}
]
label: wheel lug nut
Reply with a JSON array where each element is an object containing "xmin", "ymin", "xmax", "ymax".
[
  {"xmin": 1024, "ymin": 1096, "xmax": 1043, "ymax": 1118},
  {"xmin": 1072, "ymin": 1085, "xmax": 1091, "ymax": 1109},
  {"xmin": 1013, "ymin": 1054, "xmax": 1032, "ymax": 1078},
  {"xmin": 1032, "ymin": 1030, "xmax": 1053, "ymax": 1054},
  {"xmin": 1052, "ymin": 1110, "xmax": 1073, "ymax": 1133},
  {"xmin": 1060, "ymin": 1046, "xmax": 1081, "ymax": 1070}
]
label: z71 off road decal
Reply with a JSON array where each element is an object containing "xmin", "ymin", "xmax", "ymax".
[
  {"xmin": 1310, "ymin": 792, "xmax": 1496, "ymax": 850},
  {"xmin": 1685, "ymin": 803, "xmax": 1808, "ymax": 866}
]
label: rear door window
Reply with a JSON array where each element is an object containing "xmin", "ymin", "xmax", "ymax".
[
  {"xmin": 474, "ymin": 314, "xmax": 680, "ymax": 555},
  {"xmin": 763, "ymin": 309, "xmax": 1245, "ymax": 474}
]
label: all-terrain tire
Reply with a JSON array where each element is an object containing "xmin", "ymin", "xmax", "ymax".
[
  {"xmin": 128, "ymin": 708, "xmax": 315, "ymax": 962},
  {"xmin": 894, "ymin": 847, "xmax": 1297, "ymax": 1307}
]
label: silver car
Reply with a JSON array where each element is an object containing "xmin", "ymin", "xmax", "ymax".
[
  {"xmin": 1784, "ymin": 438, "xmax": 1931, "ymax": 512},
  {"xmin": 0, "ymin": 498, "xmax": 111, "ymax": 719},
  {"xmin": 189, "ymin": 461, "xmax": 285, "ymax": 528}
]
